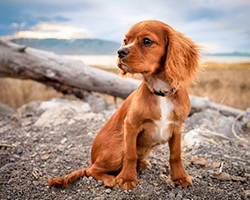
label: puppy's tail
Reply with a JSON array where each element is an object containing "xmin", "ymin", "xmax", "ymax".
[{"xmin": 48, "ymin": 168, "xmax": 87, "ymax": 187}]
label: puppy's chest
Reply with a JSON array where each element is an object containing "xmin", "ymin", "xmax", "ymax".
[{"xmin": 151, "ymin": 97, "xmax": 174, "ymax": 144}]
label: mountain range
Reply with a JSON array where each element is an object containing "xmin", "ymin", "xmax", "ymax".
[
  {"xmin": 11, "ymin": 38, "xmax": 120, "ymax": 55},
  {"xmin": 205, "ymin": 52, "xmax": 250, "ymax": 57},
  {"xmin": 10, "ymin": 38, "xmax": 250, "ymax": 57}
]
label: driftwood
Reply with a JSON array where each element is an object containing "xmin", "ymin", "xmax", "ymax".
[
  {"xmin": 189, "ymin": 96, "xmax": 245, "ymax": 117},
  {"xmin": 0, "ymin": 40, "xmax": 139, "ymax": 99},
  {"xmin": 0, "ymin": 39, "xmax": 245, "ymax": 117}
]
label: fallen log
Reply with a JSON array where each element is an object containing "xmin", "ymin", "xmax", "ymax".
[
  {"xmin": 189, "ymin": 96, "xmax": 245, "ymax": 117},
  {"xmin": 0, "ymin": 39, "xmax": 245, "ymax": 117},
  {"xmin": 0, "ymin": 39, "xmax": 140, "ymax": 99}
]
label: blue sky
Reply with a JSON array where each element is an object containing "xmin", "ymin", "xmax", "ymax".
[{"xmin": 0, "ymin": 0, "xmax": 250, "ymax": 53}]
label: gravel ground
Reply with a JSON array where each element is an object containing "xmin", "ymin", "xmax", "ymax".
[{"xmin": 0, "ymin": 98, "xmax": 249, "ymax": 200}]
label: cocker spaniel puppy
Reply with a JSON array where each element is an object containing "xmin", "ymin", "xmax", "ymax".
[{"xmin": 48, "ymin": 20, "xmax": 200, "ymax": 190}]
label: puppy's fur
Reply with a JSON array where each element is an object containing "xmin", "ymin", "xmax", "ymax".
[{"xmin": 48, "ymin": 20, "xmax": 200, "ymax": 190}]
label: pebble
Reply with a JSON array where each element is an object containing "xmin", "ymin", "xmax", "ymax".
[
  {"xmin": 244, "ymin": 190, "xmax": 250, "ymax": 198},
  {"xmin": 60, "ymin": 138, "xmax": 68, "ymax": 144},
  {"xmin": 159, "ymin": 166, "xmax": 167, "ymax": 173},
  {"xmin": 15, "ymin": 147, "xmax": 23, "ymax": 155},
  {"xmin": 97, "ymin": 180, "xmax": 103, "ymax": 186},
  {"xmin": 176, "ymin": 191, "xmax": 183, "ymax": 200},
  {"xmin": 13, "ymin": 154, "xmax": 20, "ymax": 159},
  {"xmin": 33, "ymin": 181, "xmax": 39, "ymax": 186},
  {"xmin": 212, "ymin": 172, "xmax": 231, "ymax": 181},
  {"xmin": 41, "ymin": 154, "xmax": 50, "ymax": 161},
  {"xmin": 105, "ymin": 188, "xmax": 112, "ymax": 194},
  {"xmin": 231, "ymin": 175, "xmax": 246, "ymax": 182},
  {"xmin": 93, "ymin": 197, "xmax": 105, "ymax": 200},
  {"xmin": 246, "ymin": 166, "xmax": 250, "ymax": 173},
  {"xmin": 169, "ymin": 192, "xmax": 175, "ymax": 199},
  {"xmin": 152, "ymin": 182, "xmax": 159, "ymax": 186},
  {"xmin": 87, "ymin": 132, "xmax": 93, "ymax": 136}
]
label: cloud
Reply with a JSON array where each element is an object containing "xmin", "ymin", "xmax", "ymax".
[
  {"xmin": 0, "ymin": 0, "xmax": 250, "ymax": 53},
  {"xmin": 12, "ymin": 23, "xmax": 93, "ymax": 39}
]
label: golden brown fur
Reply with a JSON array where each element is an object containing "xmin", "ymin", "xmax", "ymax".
[{"xmin": 48, "ymin": 20, "xmax": 200, "ymax": 190}]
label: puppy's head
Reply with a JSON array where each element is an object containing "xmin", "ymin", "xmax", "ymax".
[{"xmin": 117, "ymin": 20, "xmax": 200, "ymax": 88}]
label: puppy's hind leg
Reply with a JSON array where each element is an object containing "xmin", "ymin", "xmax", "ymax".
[{"xmin": 86, "ymin": 164, "xmax": 117, "ymax": 188}]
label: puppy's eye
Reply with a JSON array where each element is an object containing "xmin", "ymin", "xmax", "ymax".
[
  {"xmin": 142, "ymin": 38, "xmax": 153, "ymax": 46},
  {"xmin": 123, "ymin": 39, "xmax": 128, "ymax": 45}
]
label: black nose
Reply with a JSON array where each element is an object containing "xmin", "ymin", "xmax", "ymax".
[{"xmin": 117, "ymin": 48, "xmax": 130, "ymax": 59}]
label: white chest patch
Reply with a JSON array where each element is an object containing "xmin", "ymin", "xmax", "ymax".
[{"xmin": 152, "ymin": 97, "xmax": 174, "ymax": 144}]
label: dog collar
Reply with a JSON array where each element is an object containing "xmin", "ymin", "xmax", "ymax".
[
  {"xmin": 153, "ymin": 88, "xmax": 176, "ymax": 96},
  {"xmin": 153, "ymin": 83, "xmax": 179, "ymax": 97}
]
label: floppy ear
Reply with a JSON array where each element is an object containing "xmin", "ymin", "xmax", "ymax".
[{"xmin": 164, "ymin": 27, "xmax": 200, "ymax": 88}]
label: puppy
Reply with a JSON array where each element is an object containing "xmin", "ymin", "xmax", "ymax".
[{"xmin": 48, "ymin": 20, "xmax": 200, "ymax": 190}]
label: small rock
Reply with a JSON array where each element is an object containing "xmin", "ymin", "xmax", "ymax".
[
  {"xmin": 87, "ymin": 132, "xmax": 93, "ymax": 136},
  {"xmin": 211, "ymin": 161, "xmax": 221, "ymax": 168},
  {"xmin": 176, "ymin": 191, "xmax": 183, "ymax": 200},
  {"xmin": 231, "ymin": 175, "xmax": 246, "ymax": 182},
  {"xmin": 160, "ymin": 174, "xmax": 175, "ymax": 189},
  {"xmin": 105, "ymin": 188, "xmax": 111, "ymax": 194},
  {"xmin": 169, "ymin": 192, "xmax": 175, "ymax": 199},
  {"xmin": 13, "ymin": 154, "xmax": 20, "ymax": 159},
  {"xmin": 97, "ymin": 180, "xmax": 103, "ymax": 186},
  {"xmin": 21, "ymin": 120, "xmax": 33, "ymax": 127},
  {"xmin": 244, "ymin": 173, "xmax": 250, "ymax": 177},
  {"xmin": 15, "ymin": 147, "xmax": 23, "ymax": 155},
  {"xmin": 152, "ymin": 182, "xmax": 159, "ymax": 186},
  {"xmin": 93, "ymin": 197, "xmax": 105, "ymax": 200},
  {"xmin": 33, "ymin": 181, "xmax": 39, "ymax": 186},
  {"xmin": 191, "ymin": 156, "xmax": 210, "ymax": 167},
  {"xmin": 159, "ymin": 166, "xmax": 167, "ymax": 173},
  {"xmin": 9, "ymin": 157, "xmax": 15, "ymax": 162},
  {"xmin": 0, "ymin": 102, "xmax": 16, "ymax": 117},
  {"xmin": 60, "ymin": 138, "xmax": 68, "ymax": 144},
  {"xmin": 212, "ymin": 172, "xmax": 231, "ymax": 181},
  {"xmin": 41, "ymin": 154, "xmax": 50, "ymax": 161},
  {"xmin": 246, "ymin": 166, "xmax": 250, "ymax": 173},
  {"xmin": 57, "ymin": 145, "xmax": 64, "ymax": 152},
  {"xmin": 244, "ymin": 190, "xmax": 250, "ymax": 199}
]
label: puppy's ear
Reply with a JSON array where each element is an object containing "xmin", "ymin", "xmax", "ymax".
[{"xmin": 164, "ymin": 26, "xmax": 200, "ymax": 88}]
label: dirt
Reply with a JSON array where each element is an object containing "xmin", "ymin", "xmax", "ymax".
[{"xmin": 0, "ymin": 98, "xmax": 249, "ymax": 200}]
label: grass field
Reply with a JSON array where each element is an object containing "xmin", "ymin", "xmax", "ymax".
[
  {"xmin": 188, "ymin": 62, "xmax": 250, "ymax": 110},
  {"xmin": 0, "ymin": 62, "xmax": 249, "ymax": 110},
  {"xmin": 0, "ymin": 79, "xmax": 62, "ymax": 108}
]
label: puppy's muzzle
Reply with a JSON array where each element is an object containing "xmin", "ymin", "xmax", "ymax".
[{"xmin": 117, "ymin": 48, "xmax": 130, "ymax": 59}]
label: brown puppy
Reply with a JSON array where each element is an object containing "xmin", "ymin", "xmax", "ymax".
[{"xmin": 48, "ymin": 20, "xmax": 200, "ymax": 190}]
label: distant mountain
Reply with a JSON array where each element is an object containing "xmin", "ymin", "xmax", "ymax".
[
  {"xmin": 205, "ymin": 52, "xmax": 250, "ymax": 57},
  {"xmin": 10, "ymin": 38, "xmax": 120, "ymax": 55},
  {"xmin": 9, "ymin": 38, "xmax": 250, "ymax": 57}
]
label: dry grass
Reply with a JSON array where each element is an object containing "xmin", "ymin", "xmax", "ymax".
[
  {"xmin": 0, "ymin": 62, "xmax": 249, "ymax": 110},
  {"xmin": 188, "ymin": 62, "xmax": 250, "ymax": 110},
  {"xmin": 0, "ymin": 78, "xmax": 62, "ymax": 108}
]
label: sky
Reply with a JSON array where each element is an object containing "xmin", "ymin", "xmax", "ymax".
[{"xmin": 0, "ymin": 0, "xmax": 250, "ymax": 53}]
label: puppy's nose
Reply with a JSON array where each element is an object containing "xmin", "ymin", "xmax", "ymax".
[{"xmin": 117, "ymin": 48, "xmax": 130, "ymax": 59}]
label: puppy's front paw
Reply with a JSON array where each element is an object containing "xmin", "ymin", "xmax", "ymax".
[
  {"xmin": 172, "ymin": 174, "xmax": 193, "ymax": 187},
  {"xmin": 116, "ymin": 176, "xmax": 139, "ymax": 190}
]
